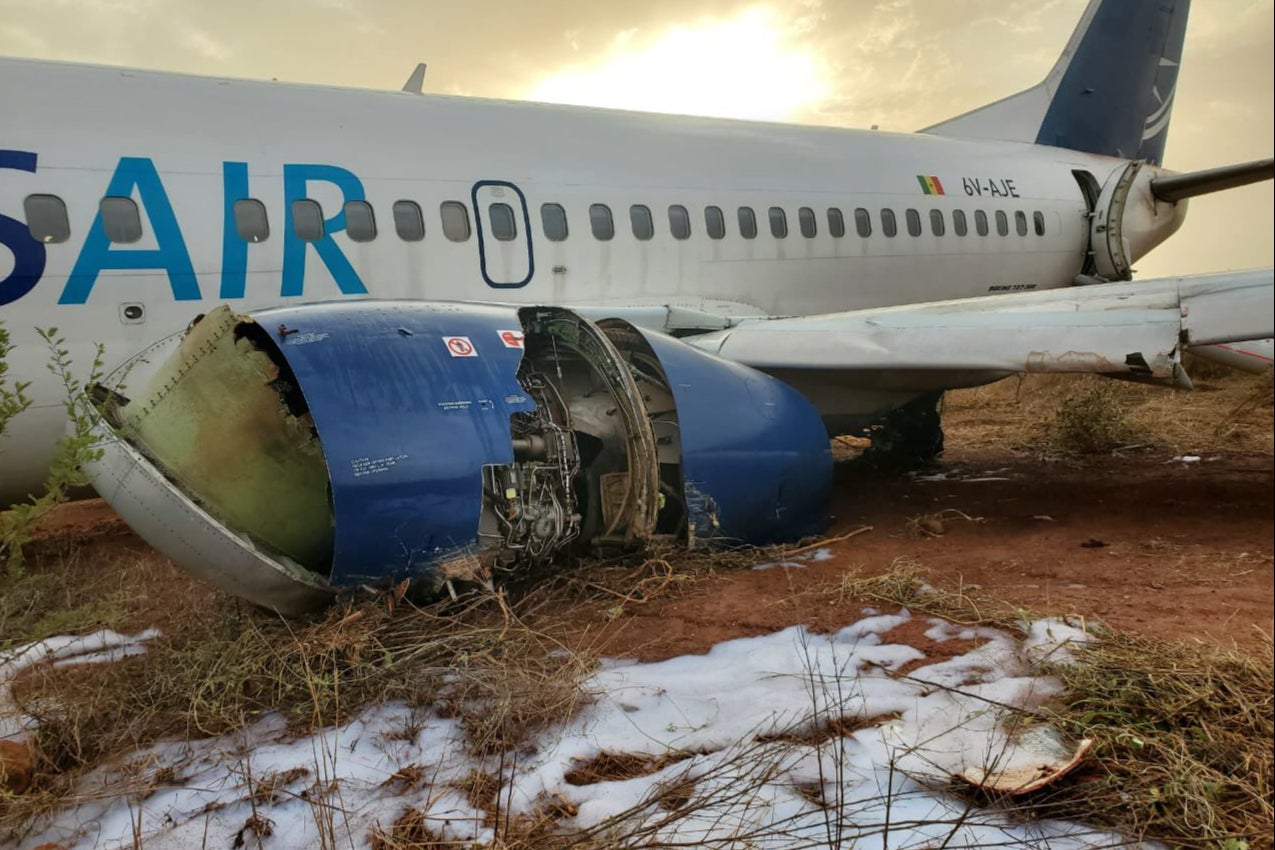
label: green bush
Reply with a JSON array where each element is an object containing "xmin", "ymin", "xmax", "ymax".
[
  {"xmin": 0, "ymin": 326, "xmax": 105, "ymax": 575},
  {"xmin": 1048, "ymin": 379, "xmax": 1140, "ymax": 454}
]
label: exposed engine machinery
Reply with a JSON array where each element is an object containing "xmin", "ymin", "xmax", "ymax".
[
  {"xmin": 84, "ymin": 302, "xmax": 831, "ymax": 615},
  {"xmin": 481, "ymin": 375, "xmax": 583, "ymax": 569}
]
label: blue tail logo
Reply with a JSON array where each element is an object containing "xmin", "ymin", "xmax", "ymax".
[{"xmin": 924, "ymin": 0, "xmax": 1191, "ymax": 166}]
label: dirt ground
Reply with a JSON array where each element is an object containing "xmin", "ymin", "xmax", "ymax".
[
  {"xmin": 27, "ymin": 376, "xmax": 1274, "ymax": 661},
  {"xmin": 584, "ymin": 445, "xmax": 1274, "ymax": 660}
]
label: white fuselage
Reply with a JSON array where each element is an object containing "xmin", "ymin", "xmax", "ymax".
[{"xmin": 0, "ymin": 58, "xmax": 1186, "ymax": 500}]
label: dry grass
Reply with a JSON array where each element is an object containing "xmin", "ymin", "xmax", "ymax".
[
  {"xmin": 822, "ymin": 563, "xmax": 1275, "ymax": 848},
  {"xmin": 1, "ymin": 524, "xmax": 844, "ymax": 844},
  {"xmin": 5, "ymin": 547, "xmax": 1273, "ymax": 848},
  {"xmin": 833, "ymin": 558, "xmax": 1035, "ymax": 632},
  {"xmin": 0, "ymin": 581, "xmax": 601, "ymax": 843},
  {"xmin": 944, "ymin": 369, "xmax": 1274, "ymax": 458},
  {"xmin": 1038, "ymin": 633, "xmax": 1275, "ymax": 849}
]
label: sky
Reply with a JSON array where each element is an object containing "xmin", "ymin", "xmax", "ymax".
[{"xmin": 1, "ymin": 0, "xmax": 1271, "ymax": 278}]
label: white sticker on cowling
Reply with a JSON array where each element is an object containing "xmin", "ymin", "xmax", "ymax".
[
  {"xmin": 444, "ymin": 336, "xmax": 477, "ymax": 357},
  {"xmin": 497, "ymin": 329, "xmax": 525, "ymax": 349},
  {"xmin": 283, "ymin": 331, "xmax": 330, "ymax": 346}
]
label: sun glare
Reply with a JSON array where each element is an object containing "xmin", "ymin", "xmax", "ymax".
[{"xmin": 526, "ymin": 6, "xmax": 833, "ymax": 123}]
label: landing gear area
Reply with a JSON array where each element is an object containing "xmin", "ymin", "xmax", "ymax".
[{"xmin": 852, "ymin": 391, "xmax": 946, "ymax": 471}]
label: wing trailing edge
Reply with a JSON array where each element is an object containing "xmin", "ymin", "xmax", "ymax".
[{"xmin": 689, "ymin": 269, "xmax": 1273, "ymax": 383}]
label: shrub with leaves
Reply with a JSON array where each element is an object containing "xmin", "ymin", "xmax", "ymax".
[
  {"xmin": 1047, "ymin": 378, "xmax": 1141, "ymax": 454},
  {"xmin": 0, "ymin": 323, "xmax": 31, "ymax": 442},
  {"xmin": 0, "ymin": 327, "xmax": 106, "ymax": 574}
]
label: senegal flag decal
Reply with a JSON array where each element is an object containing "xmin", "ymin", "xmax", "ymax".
[{"xmin": 917, "ymin": 175, "xmax": 945, "ymax": 195}]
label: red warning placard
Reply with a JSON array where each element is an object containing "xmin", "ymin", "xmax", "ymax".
[{"xmin": 498, "ymin": 329, "xmax": 525, "ymax": 349}]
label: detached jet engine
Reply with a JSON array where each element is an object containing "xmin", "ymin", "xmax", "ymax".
[{"xmin": 83, "ymin": 303, "xmax": 831, "ymax": 615}]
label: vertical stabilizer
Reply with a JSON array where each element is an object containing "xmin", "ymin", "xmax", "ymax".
[{"xmin": 922, "ymin": 0, "xmax": 1190, "ymax": 165}]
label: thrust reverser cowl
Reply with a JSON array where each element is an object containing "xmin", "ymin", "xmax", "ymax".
[{"xmin": 83, "ymin": 302, "xmax": 832, "ymax": 616}]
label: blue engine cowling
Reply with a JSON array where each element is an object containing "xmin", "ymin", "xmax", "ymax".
[{"xmin": 84, "ymin": 301, "xmax": 831, "ymax": 614}]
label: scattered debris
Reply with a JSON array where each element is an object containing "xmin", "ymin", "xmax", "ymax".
[
  {"xmin": 907, "ymin": 509, "xmax": 982, "ymax": 539},
  {"xmin": 957, "ymin": 726, "xmax": 1094, "ymax": 794},
  {"xmin": 917, "ymin": 517, "xmax": 947, "ymax": 536}
]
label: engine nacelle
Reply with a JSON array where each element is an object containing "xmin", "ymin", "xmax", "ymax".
[
  {"xmin": 84, "ymin": 302, "xmax": 831, "ymax": 615},
  {"xmin": 1088, "ymin": 160, "xmax": 1189, "ymax": 281}
]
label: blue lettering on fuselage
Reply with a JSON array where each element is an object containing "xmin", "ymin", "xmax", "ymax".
[
  {"xmin": 2, "ymin": 153, "xmax": 373, "ymax": 305},
  {"xmin": 219, "ymin": 161, "xmax": 251, "ymax": 299},
  {"xmin": 59, "ymin": 157, "xmax": 200, "ymax": 304},
  {"xmin": 0, "ymin": 150, "xmax": 47, "ymax": 307},
  {"xmin": 281, "ymin": 163, "xmax": 368, "ymax": 297}
]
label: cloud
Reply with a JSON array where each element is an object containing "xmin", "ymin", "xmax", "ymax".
[
  {"xmin": 0, "ymin": 23, "xmax": 48, "ymax": 53},
  {"xmin": 177, "ymin": 24, "xmax": 233, "ymax": 62}
]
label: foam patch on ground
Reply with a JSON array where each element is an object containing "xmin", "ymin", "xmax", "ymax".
[{"xmin": 11, "ymin": 614, "xmax": 1129, "ymax": 849}]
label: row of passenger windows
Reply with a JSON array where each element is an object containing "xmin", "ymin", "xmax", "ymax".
[{"xmin": 21, "ymin": 193, "xmax": 1049, "ymax": 246}]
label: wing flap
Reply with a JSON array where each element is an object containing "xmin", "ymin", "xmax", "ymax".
[{"xmin": 1179, "ymin": 270, "xmax": 1274, "ymax": 346}]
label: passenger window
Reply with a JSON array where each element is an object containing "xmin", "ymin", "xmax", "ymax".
[
  {"xmin": 929, "ymin": 209, "xmax": 945, "ymax": 237},
  {"xmin": 953, "ymin": 209, "xmax": 968, "ymax": 237},
  {"xmin": 630, "ymin": 204, "xmax": 654, "ymax": 240},
  {"xmin": 854, "ymin": 208, "xmax": 871, "ymax": 238},
  {"xmin": 489, "ymin": 202, "xmax": 517, "ymax": 241},
  {"xmin": 669, "ymin": 205, "xmax": 691, "ymax": 240},
  {"xmin": 292, "ymin": 200, "xmax": 324, "ymax": 241},
  {"xmin": 797, "ymin": 207, "xmax": 816, "ymax": 238},
  {"xmin": 540, "ymin": 203, "xmax": 568, "ymax": 242},
  {"xmin": 905, "ymin": 208, "xmax": 922, "ymax": 237},
  {"xmin": 1034, "ymin": 210, "xmax": 1046, "ymax": 236},
  {"xmin": 995, "ymin": 210, "xmax": 1009, "ymax": 236},
  {"xmin": 100, "ymin": 196, "xmax": 143, "ymax": 244},
  {"xmin": 24, "ymin": 194, "xmax": 71, "ymax": 244},
  {"xmin": 768, "ymin": 206, "xmax": 788, "ymax": 238},
  {"xmin": 231, "ymin": 199, "xmax": 269, "ymax": 243},
  {"xmin": 1015, "ymin": 210, "xmax": 1028, "ymax": 237},
  {"xmin": 393, "ymin": 200, "xmax": 425, "ymax": 241},
  {"xmin": 705, "ymin": 205, "xmax": 726, "ymax": 239},
  {"xmin": 344, "ymin": 200, "xmax": 377, "ymax": 243},
  {"xmin": 881, "ymin": 208, "xmax": 897, "ymax": 238},
  {"xmin": 738, "ymin": 206, "xmax": 758, "ymax": 239},
  {"xmin": 441, "ymin": 201, "xmax": 471, "ymax": 242},
  {"xmin": 975, "ymin": 210, "xmax": 989, "ymax": 236},
  {"xmin": 589, "ymin": 203, "xmax": 614, "ymax": 241},
  {"xmin": 827, "ymin": 208, "xmax": 845, "ymax": 238}
]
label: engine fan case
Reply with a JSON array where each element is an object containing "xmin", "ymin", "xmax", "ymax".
[{"xmin": 619, "ymin": 326, "xmax": 832, "ymax": 545}]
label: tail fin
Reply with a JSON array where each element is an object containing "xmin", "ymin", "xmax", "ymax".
[{"xmin": 922, "ymin": 0, "xmax": 1190, "ymax": 165}]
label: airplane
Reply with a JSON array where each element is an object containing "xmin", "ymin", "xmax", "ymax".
[{"xmin": 1, "ymin": 0, "xmax": 1272, "ymax": 613}]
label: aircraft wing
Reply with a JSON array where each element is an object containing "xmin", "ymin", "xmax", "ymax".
[{"xmin": 685, "ymin": 269, "xmax": 1274, "ymax": 384}]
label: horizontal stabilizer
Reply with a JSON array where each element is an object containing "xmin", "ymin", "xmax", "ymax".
[
  {"xmin": 690, "ymin": 269, "xmax": 1273, "ymax": 383},
  {"xmin": 1190, "ymin": 339, "xmax": 1274, "ymax": 373},
  {"xmin": 1150, "ymin": 157, "xmax": 1274, "ymax": 203}
]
